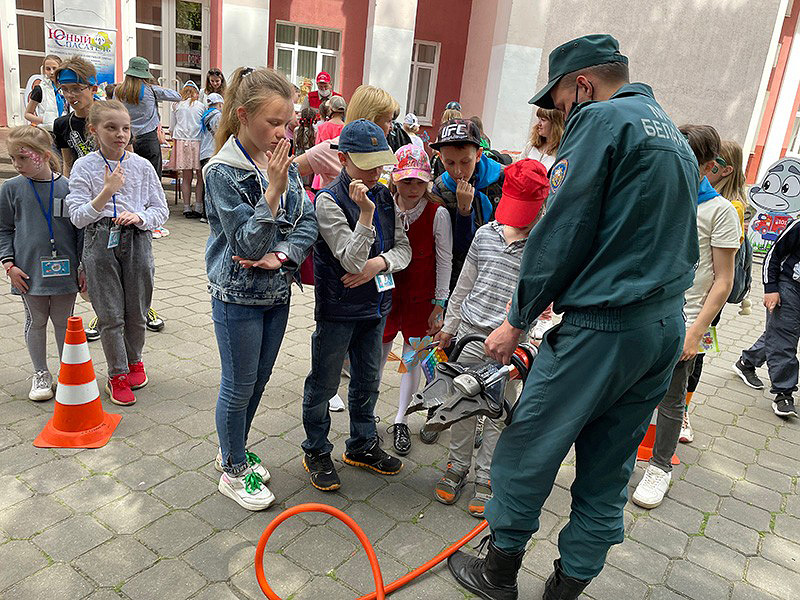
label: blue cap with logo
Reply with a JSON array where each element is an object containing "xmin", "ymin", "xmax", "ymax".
[{"xmin": 335, "ymin": 119, "xmax": 398, "ymax": 170}]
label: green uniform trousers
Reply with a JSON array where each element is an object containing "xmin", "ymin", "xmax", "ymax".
[{"xmin": 485, "ymin": 307, "xmax": 684, "ymax": 581}]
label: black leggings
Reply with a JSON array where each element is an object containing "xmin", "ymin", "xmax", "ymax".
[{"xmin": 133, "ymin": 129, "xmax": 162, "ymax": 178}]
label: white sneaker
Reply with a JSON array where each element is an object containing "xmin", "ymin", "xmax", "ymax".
[
  {"xmin": 532, "ymin": 318, "xmax": 552, "ymax": 341},
  {"xmin": 29, "ymin": 370, "xmax": 54, "ymax": 401},
  {"xmin": 632, "ymin": 464, "xmax": 672, "ymax": 509},
  {"xmin": 679, "ymin": 412, "xmax": 694, "ymax": 444},
  {"xmin": 328, "ymin": 394, "xmax": 346, "ymax": 412},
  {"xmin": 215, "ymin": 448, "xmax": 270, "ymax": 483},
  {"xmin": 218, "ymin": 468, "xmax": 275, "ymax": 511},
  {"xmin": 151, "ymin": 228, "xmax": 162, "ymax": 239}
]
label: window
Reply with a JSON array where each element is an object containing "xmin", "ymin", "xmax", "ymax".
[
  {"xmin": 406, "ymin": 41, "xmax": 440, "ymax": 126},
  {"xmin": 16, "ymin": 0, "xmax": 53, "ymax": 90},
  {"xmin": 274, "ymin": 21, "xmax": 340, "ymax": 88}
]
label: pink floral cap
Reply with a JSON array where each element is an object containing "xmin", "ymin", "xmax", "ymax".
[{"xmin": 392, "ymin": 144, "xmax": 432, "ymax": 183}]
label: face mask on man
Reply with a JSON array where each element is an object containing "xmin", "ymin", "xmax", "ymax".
[{"xmin": 319, "ymin": 87, "xmax": 332, "ymax": 98}]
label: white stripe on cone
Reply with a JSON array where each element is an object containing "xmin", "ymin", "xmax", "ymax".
[
  {"xmin": 55, "ymin": 379, "xmax": 100, "ymax": 406},
  {"xmin": 61, "ymin": 343, "xmax": 91, "ymax": 365}
]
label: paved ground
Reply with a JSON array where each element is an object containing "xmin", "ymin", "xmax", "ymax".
[{"xmin": 0, "ymin": 177, "xmax": 799, "ymax": 599}]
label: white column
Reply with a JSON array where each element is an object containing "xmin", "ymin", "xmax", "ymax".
[
  {"xmin": 221, "ymin": 0, "xmax": 269, "ymax": 74},
  {"xmin": 760, "ymin": 13, "xmax": 800, "ymax": 178},
  {"xmin": 466, "ymin": 0, "xmax": 548, "ymax": 153},
  {"xmin": 362, "ymin": 0, "xmax": 418, "ymax": 112}
]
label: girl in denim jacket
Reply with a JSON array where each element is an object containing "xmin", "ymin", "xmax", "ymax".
[{"xmin": 203, "ymin": 66, "xmax": 317, "ymax": 510}]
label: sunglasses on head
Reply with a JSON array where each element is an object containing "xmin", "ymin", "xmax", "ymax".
[{"xmin": 208, "ymin": 69, "xmax": 222, "ymax": 75}]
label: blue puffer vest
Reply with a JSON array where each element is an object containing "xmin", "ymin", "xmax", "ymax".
[{"xmin": 314, "ymin": 169, "xmax": 396, "ymax": 321}]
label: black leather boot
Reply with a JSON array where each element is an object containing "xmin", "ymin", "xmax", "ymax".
[
  {"xmin": 447, "ymin": 539, "xmax": 524, "ymax": 600},
  {"xmin": 542, "ymin": 559, "xmax": 591, "ymax": 600}
]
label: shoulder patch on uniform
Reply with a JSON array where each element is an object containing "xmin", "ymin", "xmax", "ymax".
[{"xmin": 550, "ymin": 159, "xmax": 568, "ymax": 192}]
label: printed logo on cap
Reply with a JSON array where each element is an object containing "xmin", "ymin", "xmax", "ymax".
[
  {"xmin": 440, "ymin": 122, "xmax": 469, "ymax": 141},
  {"xmin": 550, "ymin": 159, "xmax": 568, "ymax": 192}
]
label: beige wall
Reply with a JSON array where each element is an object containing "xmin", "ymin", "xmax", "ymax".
[{"xmin": 533, "ymin": 0, "xmax": 782, "ymax": 145}]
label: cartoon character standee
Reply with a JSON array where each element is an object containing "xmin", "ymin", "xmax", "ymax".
[{"xmin": 747, "ymin": 157, "xmax": 800, "ymax": 253}]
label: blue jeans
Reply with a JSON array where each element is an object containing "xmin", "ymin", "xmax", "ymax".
[
  {"xmin": 212, "ymin": 298, "xmax": 290, "ymax": 475},
  {"xmin": 302, "ymin": 317, "xmax": 387, "ymax": 456}
]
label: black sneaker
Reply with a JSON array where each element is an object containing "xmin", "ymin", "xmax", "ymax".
[
  {"xmin": 733, "ymin": 359, "xmax": 764, "ymax": 390},
  {"xmin": 183, "ymin": 210, "xmax": 202, "ymax": 219},
  {"xmin": 302, "ymin": 452, "xmax": 341, "ymax": 491},
  {"xmin": 343, "ymin": 439, "xmax": 403, "ymax": 475},
  {"xmin": 773, "ymin": 393, "xmax": 797, "ymax": 418},
  {"xmin": 85, "ymin": 316, "xmax": 100, "ymax": 341},
  {"xmin": 146, "ymin": 308, "xmax": 165, "ymax": 332},
  {"xmin": 199, "ymin": 215, "xmax": 208, "ymax": 223},
  {"xmin": 419, "ymin": 408, "xmax": 440, "ymax": 444},
  {"xmin": 388, "ymin": 423, "xmax": 411, "ymax": 456}
]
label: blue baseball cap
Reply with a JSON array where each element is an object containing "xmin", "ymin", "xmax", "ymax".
[{"xmin": 335, "ymin": 119, "xmax": 397, "ymax": 170}]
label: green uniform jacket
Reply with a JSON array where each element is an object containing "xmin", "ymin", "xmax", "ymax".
[{"xmin": 509, "ymin": 83, "xmax": 700, "ymax": 331}]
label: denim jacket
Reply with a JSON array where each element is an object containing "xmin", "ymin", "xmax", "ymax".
[{"xmin": 203, "ymin": 135, "xmax": 318, "ymax": 305}]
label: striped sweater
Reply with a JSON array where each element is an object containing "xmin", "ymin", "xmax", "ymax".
[{"xmin": 442, "ymin": 221, "xmax": 531, "ymax": 336}]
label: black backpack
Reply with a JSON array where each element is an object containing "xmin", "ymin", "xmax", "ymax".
[{"xmin": 727, "ymin": 238, "xmax": 753, "ymax": 304}]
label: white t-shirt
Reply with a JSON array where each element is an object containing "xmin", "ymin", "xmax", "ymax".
[
  {"xmin": 683, "ymin": 195, "xmax": 741, "ymax": 326},
  {"xmin": 171, "ymin": 100, "xmax": 204, "ymax": 140},
  {"xmin": 520, "ymin": 144, "xmax": 556, "ymax": 171}
]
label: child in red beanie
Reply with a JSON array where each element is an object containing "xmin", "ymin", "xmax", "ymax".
[{"xmin": 433, "ymin": 158, "xmax": 549, "ymax": 518}]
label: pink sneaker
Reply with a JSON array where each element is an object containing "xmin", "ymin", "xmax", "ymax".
[
  {"xmin": 106, "ymin": 374, "xmax": 135, "ymax": 406},
  {"xmin": 127, "ymin": 362, "xmax": 148, "ymax": 390}
]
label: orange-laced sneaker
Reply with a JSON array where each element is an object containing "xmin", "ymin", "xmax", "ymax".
[{"xmin": 434, "ymin": 463, "xmax": 467, "ymax": 505}]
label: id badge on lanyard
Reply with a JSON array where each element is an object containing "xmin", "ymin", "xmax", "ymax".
[
  {"xmin": 28, "ymin": 176, "xmax": 71, "ymax": 277},
  {"xmin": 100, "ymin": 150, "xmax": 125, "ymax": 249},
  {"xmin": 371, "ymin": 197, "xmax": 394, "ymax": 291}
]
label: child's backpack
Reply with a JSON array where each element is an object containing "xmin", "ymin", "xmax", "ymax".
[{"xmin": 727, "ymin": 237, "xmax": 753, "ymax": 304}]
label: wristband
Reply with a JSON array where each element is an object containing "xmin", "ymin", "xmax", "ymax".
[
  {"xmin": 4, "ymin": 263, "xmax": 14, "ymax": 275},
  {"xmin": 431, "ymin": 299, "xmax": 447, "ymax": 308}
]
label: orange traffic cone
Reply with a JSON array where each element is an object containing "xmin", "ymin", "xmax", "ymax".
[
  {"xmin": 636, "ymin": 423, "xmax": 680, "ymax": 465},
  {"xmin": 34, "ymin": 316, "xmax": 121, "ymax": 448}
]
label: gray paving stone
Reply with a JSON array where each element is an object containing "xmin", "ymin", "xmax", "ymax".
[
  {"xmin": 746, "ymin": 556, "xmax": 800, "ymax": 599},
  {"xmin": 135, "ymin": 510, "xmax": 213, "ymax": 557},
  {"xmin": 0, "ymin": 443, "xmax": 57, "ymax": 476},
  {"xmin": 0, "ymin": 540, "xmax": 49, "ymax": 591},
  {"xmin": 687, "ymin": 536, "xmax": 747, "ymax": 581},
  {"xmin": 4, "ymin": 563, "xmax": 93, "ymax": 600},
  {"xmin": 114, "ymin": 454, "xmax": 181, "ymax": 490},
  {"xmin": 719, "ymin": 497, "xmax": 773, "ymax": 532},
  {"xmin": 296, "ymin": 575, "xmax": 358, "ymax": 599},
  {"xmin": 168, "ymin": 438, "xmax": 217, "ymax": 471},
  {"xmin": 606, "ymin": 539, "xmax": 670, "ymax": 584},
  {"xmin": 0, "ymin": 476, "xmax": 32, "ymax": 511},
  {"xmin": 377, "ymin": 522, "xmax": 450, "ymax": 567},
  {"xmin": 586, "ymin": 563, "xmax": 648, "ymax": 600},
  {"xmin": 92, "ymin": 491, "xmax": 170, "ymax": 534},
  {"xmin": 126, "ymin": 423, "xmax": 190, "ymax": 455},
  {"xmin": 20, "ymin": 457, "xmax": 90, "ymax": 494},
  {"xmin": 666, "ymin": 560, "xmax": 732, "ymax": 600},
  {"xmin": 731, "ymin": 480, "xmax": 784, "ymax": 513},
  {"xmin": 183, "ymin": 530, "xmax": 252, "ymax": 582},
  {"xmin": 647, "ymin": 587, "xmax": 695, "ymax": 600},
  {"xmin": 704, "ymin": 515, "xmax": 761, "ymax": 556},
  {"xmin": 336, "ymin": 547, "xmax": 409, "ymax": 595},
  {"xmin": 630, "ymin": 517, "xmax": 689, "ymax": 558},
  {"xmin": 232, "ymin": 552, "xmax": 310, "ymax": 600},
  {"xmin": 32, "ymin": 514, "xmax": 113, "ymax": 561},
  {"xmin": 731, "ymin": 582, "xmax": 782, "ymax": 600},
  {"xmin": 283, "ymin": 524, "xmax": 357, "ymax": 573},
  {"xmin": 0, "ymin": 494, "xmax": 72, "ymax": 538},
  {"xmin": 54, "ymin": 474, "xmax": 130, "ymax": 513},
  {"xmin": 651, "ymin": 498, "xmax": 706, "ymax": 535},
  {"xmin": 151, "ymin": 471, "xmax": 215, "ymax": 509},
  {"xmin": 760, "ymin": 534, "xmax": 800, "ymax": 574},
  {"xmin": 773, "ymin": 514, "xmax": 800, "ymax": 545},
  {"xmin": 74, "ymin": 440, "xmax": 143, "ymax": 473},
  {"xmin": 683, "ymin": 465, "xmax": 735, "ymax": 496},
  {"xmin": 189, "ymin": 583, "xmax": 241, "ymax": 600},
  {"xmin": 122, "ymin": 558, "xmax": 205, "ymax": 600},
  {"xmin": 666, "ymin": 480, "xmax": 722, "ymax": 513},
  {"xmin": 189, "ymin": 490, "xmax": 253, "ymax": 531},
  {"xmin": 74, "ymin": 536, "xmax": 158, "ymax": 586},
  {"xmin": 745, "ymin": 463, "xmax": 793, "ymax": 493}
]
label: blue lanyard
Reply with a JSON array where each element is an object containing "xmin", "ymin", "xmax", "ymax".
[
  {"xmin": 234, "ymin": 138, "xmax": 284, "ymax": 210},
  {"xmin": 27, "ymin": 175, "xmax": 57, "ymax": 256},
  {"xmin": 98, "ymin": 150, "xmax": 126, "ymax": 218}
]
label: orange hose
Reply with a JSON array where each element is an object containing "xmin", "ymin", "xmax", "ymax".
[{"xmin": 254, "ymin": 502, "xmax": 489, "ymax": 599}]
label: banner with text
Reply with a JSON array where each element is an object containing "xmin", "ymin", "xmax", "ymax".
[{"xmin": 45, "ymin": 22, "xmax": 116, "ymax": 86}]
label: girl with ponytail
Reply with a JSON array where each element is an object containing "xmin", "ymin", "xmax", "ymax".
[{"xmin": 203, "ymin": 67, "xmax": 318, "ymax": 510}]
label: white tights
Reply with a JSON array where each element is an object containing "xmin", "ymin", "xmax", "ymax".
[{"xmin": 380, "ymin": 341, "xmax": 423, "ymax": 425}]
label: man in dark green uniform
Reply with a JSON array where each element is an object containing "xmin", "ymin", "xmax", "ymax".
[{"xmin": 447, "ymin": 35, "xmax": 700, "ymax": 600}]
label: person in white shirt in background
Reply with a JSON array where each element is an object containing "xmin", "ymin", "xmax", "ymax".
[
  {"xmin": 519, "ymin": 107, "xmax": 565, "ymax": 172},
  {"xmin": 402, "ymin": 113, "xmax": 425, "ymax": 150},
  {"xmin": 171, "ymin": 81, "xmax": 205, "ymax": 218}
]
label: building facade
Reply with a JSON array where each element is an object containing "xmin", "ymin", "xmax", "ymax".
[{"xmin": 1, "ymin": 0, "xmax": 798, "ymax": 173}]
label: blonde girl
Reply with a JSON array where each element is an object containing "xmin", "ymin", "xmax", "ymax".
[
  {"xmin": 171, "ymin": 81, "xmax": 205, "ymax": 217},
  {"xmin": 65, "ymin": 101, "xmax": 169, "ymax": 407},
  {"xmin": 204, "ymin": 67, "xmax": 317, "ymax": 510},
  {"xmin": 520, "ymin": 107, "xmax": 565, "ymax": 170},
  {"xmin": 24, "ymin": 55, "xmax": 67, "ymax": 132},
  {"xmin": 0, "ymin": 126, "xmax": 82, "ymax": 401}
]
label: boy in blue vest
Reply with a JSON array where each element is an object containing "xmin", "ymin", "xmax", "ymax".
[{"xmin": 302, "ymin": 119, "xmax": 412, "ymax": 491}]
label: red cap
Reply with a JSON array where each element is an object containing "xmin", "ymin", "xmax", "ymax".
[
  {"xmin": 316, "ymin": 71, "xmax": 331, "ymax": 83},
  {"xmin": 495, "ymin": 159, "xmax": 549, "ymax": 227}
]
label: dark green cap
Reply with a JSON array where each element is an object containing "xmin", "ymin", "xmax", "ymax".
[
  {"xmin": 529, "ymin": 34, "xmax": 628, "ymax": 108},
  {"xmin": 125, "ymin": 56, "xmax": 153, "ymax": 80}
]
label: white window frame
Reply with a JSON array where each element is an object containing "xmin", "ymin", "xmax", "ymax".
[
  {"xmin": 14, "ymin": 0, "xmax": 55, "ymax": 122},
  {"xmin": 407, "ymin": 40, "xmax": 440, "ymax": 127},
  {"xmin": 273, "ymin": 21, "xmax": 341, "ymax": 89}
]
